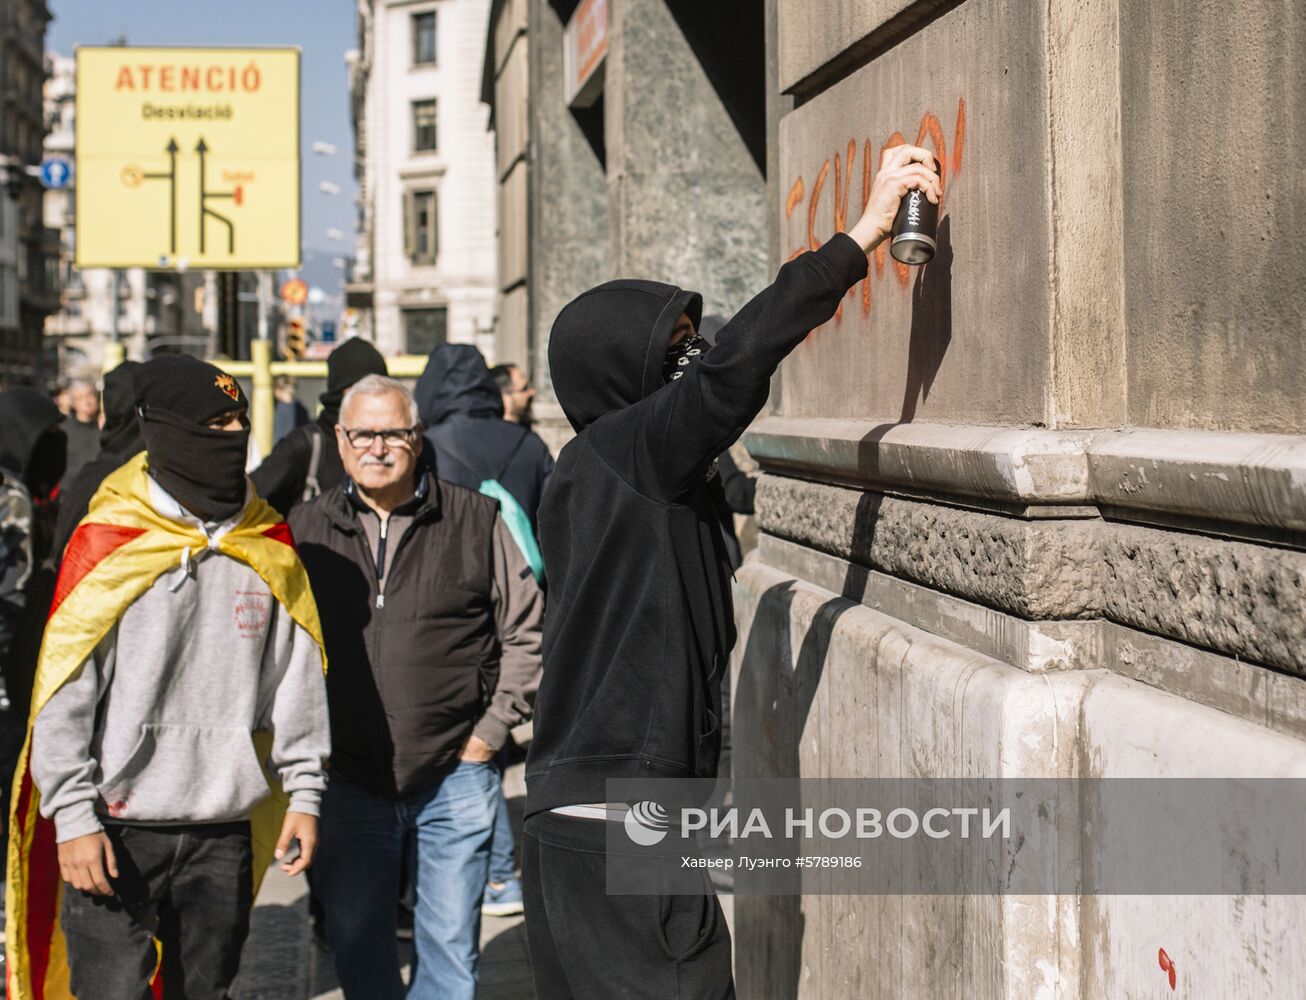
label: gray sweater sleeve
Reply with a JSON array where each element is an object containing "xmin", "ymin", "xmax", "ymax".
[
  {"xmin": 475, "ymin": 516, "xmax": 545, "ymax": 750},
  {"xmin": 257, "ymin": 602, "xmax": 330, "ymax": 817},
  {"xmin": 30, "ymin": 632, "xmax": 114, "ymax": 843}
]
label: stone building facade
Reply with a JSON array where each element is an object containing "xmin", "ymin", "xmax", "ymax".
[
  {"xmin": 485, "ymin": 0, "xmax": 1306, "ymax": 994},
  {"xmin": 350, "ymin": 0, "xmax": 498, "ymax": 359},
  {"xmin": 483, "ymin": 0, "xmax": 768, "ymax": 450}
]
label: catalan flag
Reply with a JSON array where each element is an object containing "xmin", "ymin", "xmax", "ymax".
[{"xmin": 5, "ymin": 453, "xmax": 325, "ymax": 999}]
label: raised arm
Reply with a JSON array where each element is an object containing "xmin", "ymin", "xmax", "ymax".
[{"xmin": 596, "ymin": 144, "xmax": 941, "ymax": 501}]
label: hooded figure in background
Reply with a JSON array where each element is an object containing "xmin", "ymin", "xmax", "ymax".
[
  {"xmin": 0, "ymin": 389, "xmax": 66, "ymax": 704},
  {"xmin": 253, "ymin": 337, "xmax": 388, "ymax": 515},
  {"xmin": 49, "ymin": 361, "xmax": 144, "ymax": 563},
  {"xmin": 414, "ymin": 343, "xmax": 553, "ymax": 530}
]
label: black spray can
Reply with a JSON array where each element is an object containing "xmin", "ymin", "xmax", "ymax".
[{"xmin": 889, "ymin": 159, "xmax": 939, "ymax": 265}]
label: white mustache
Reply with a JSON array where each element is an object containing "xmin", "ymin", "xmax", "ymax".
[{"xmin": 359, "ymin": 454, "xmax": 396, "ymax": 467}]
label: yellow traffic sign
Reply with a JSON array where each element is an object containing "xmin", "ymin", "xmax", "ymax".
[{"xmin": 75, "ymin": 46, "xmax": 300, "ymax": 270}]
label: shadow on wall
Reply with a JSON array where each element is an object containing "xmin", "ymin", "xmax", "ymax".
[
  {"xmin": 900, "ymin": 214, "xmax": 954, "ymax": 423},
  {"xmin": 857, "ymin": 213, "xmax": 955, "ymax": 487},
  {"xmin": 733, "ymin": 565, "xmax": 867, "ymax": 999},
  {"xmin": 730, "ymin": 214, "xmax": 954, "ymax": 996}
]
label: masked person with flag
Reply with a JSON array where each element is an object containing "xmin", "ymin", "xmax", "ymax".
[{"xmin": 6, "ymin": 354, "xmax": 330, "ymax": 1000}]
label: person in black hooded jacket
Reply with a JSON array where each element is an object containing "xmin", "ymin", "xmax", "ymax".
[
  {"xmin": 415, "ymin": 342, "xmax": 553, "ymax": 918},
  {"xmin": 521, "ymin": 144, "xmax": 941, "ymax": 999},
  {"xmin": 0, "ymin": 387, "xmax": 66, "ymax": 825},
  {"xmin": 49, "ymin": 361, "xmax": 143, "ymax": 564},
  {"xmin": 0, "ymin": 388, "xmax": 66, "ymax": 696},
  {"xmin": 414, "ymin": 343, "xmax": 553, "ymax": 529},
  {"xmin": 253, "ymin": 338, "xmax": 388, "ymax": 515}
]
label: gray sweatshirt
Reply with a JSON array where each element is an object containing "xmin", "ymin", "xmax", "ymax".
[{"xmin": 31, "ymin": 478, "xmax": 330, "ymax": 843}]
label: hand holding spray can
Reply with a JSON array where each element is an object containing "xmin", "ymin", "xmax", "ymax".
[{"xmin": 889, "ymin": 156, "xmax": 940, "ymax": 265}]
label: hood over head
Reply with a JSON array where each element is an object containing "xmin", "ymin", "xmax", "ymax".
[
  {"xmin": 99, "ymin": 361, "xmax": 144, "ymax": 455},
  {"xmin": 0, "ymin": 387, "xmax": 66, "ymax": 489},
  {"xmin": 414, "ymin": 343, "xmax": 503, "ymax": 425},
  {"xmin": 548, "ymin": 280, "xmax": 702, "ymax": 432}
]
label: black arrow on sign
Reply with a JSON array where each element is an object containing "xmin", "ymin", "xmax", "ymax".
[
  {"xmin": 197, "ymin": 136, "xmax": 237, "ymax": 256},
  {"xmin": 142, "ymin": 136, "xmax": 179, "ymax": 255}
]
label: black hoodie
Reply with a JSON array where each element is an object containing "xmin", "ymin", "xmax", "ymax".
[
  {"xmin": 415, "ymin": 344, "xmax": 554, "ymax": 527},
  {"xmin": 0, "ymin": 387, "xmax": 66, "ymax": 704},
  {"xmin": 524, "ymin": 234, "xmax": 869, "ymax": 815},
  {"xmin": 0, "ymin": 388, "xmax": 66, "ymax": 500}
]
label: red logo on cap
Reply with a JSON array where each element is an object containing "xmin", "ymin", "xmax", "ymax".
[{"xmin": 215, "ymin": 374, "xmax": 240, "ymax": 401}]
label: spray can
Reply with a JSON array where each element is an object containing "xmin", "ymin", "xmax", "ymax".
[{"xmin": 889, "ymin": 158, "xmax": 939, "ymax": 265}]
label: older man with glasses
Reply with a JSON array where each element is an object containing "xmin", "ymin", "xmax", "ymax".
[{"xmin": 288, "ymin": 374, "xmax": 544, "ymax": 1000}]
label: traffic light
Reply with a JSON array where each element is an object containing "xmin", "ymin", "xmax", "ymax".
[{"xmin": 284, "ymin": 317, "xmax": 307, "ymax": 360}]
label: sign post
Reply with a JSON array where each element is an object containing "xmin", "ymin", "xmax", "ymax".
[{"xmin": 74, "ymin": 46, "xmax": 301, "ymax": 270}]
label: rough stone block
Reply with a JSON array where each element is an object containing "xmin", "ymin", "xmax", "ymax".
[
  {"xmin": 1102, "ymin": 523, "xmax": 1306, "ymax": 677},
  {"xmin": 755, "ymin": 474, "xmax": 1102, "ymax": 619},
  {"xmin": 757, "ymin": 473, "xmax": 1306, "ymax": 675}
]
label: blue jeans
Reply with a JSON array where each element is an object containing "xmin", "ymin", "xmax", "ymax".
[
  {"xmin": 489, "ymin": 753, "xmax": 516, "ymax": 884},
  {"xmin": 315, "ymin": 763, "xmax": 499, "ymax": 1000}
]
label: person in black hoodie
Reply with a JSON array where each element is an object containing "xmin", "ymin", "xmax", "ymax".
[
  {"xmin": 49, "ymin": 361, "xmax": 143, "ymax": 564},
  {"xmin": 521, "ymin": 144, "xmax": 941, "ymax": 999},
  {"xmin": 0, "ymin": 387, "xmax": 67, "ymax": 838},
  {"xmin": 415, "ymin": 343, "xmax": 553, "ymax": 530},
  {"xmin": 0, "ymin": 388, "xmax": 66, "ymax": 697},
  {"xmin": 414, "ymin": 343, "xmax": 554, "ymax": 919},
  {"xmin": 253, "ymin": 338, "xmax": 388, "ymax": 515}
]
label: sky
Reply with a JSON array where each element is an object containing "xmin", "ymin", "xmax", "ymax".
[{"xmin": 47, "ymin": 0, "xmax": 358, "ymax": 296}]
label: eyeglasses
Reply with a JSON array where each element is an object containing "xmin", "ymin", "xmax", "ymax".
[{"xmin": 342, "ymin": 426, "xmax": 418, "ymax": 449}]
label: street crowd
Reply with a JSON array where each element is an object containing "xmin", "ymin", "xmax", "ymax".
[{"xmin": 0, "ymin": 143, "xmax": 940, "ymax": 999}]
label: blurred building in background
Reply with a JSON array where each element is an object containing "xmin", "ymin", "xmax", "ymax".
[
  {"xmin": 40, "ymin": 52, "xmax": 218, "ymax": 377},
  {"xmin": 0, "ymin": 0, "xmax": 57, "ymax": 385},
  {"xmin": 482, "ymin": 0, "xmax": 768, "ymax": 451},
  {"xmin": 349, "ymin": 0, "xmax": 497, "ymax": 359}
]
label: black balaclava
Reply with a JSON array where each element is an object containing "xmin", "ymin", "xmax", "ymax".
[
  {"xmin": 319, "ymin": 338, "xmax": 388, "ymax": 423},
  {"xmin": 135, "ymin": 355, "xmax": 250, "ymax": 523},
  {"xmin": 99, "ymin": 360, "xmax": 144, "ymax": 456}
]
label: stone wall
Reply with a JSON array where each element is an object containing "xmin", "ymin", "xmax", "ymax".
[{"xmin": 734, "ymin": 0, "xmax": 1306, "ymax": 994}]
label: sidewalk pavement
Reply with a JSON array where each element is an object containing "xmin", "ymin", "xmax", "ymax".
[{"xmin": 233, "ymin": 758, "xmax": 535, "ymax": 1000}]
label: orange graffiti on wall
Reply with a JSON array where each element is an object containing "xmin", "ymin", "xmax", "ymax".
[{"xmin": 788, "ymin": 97, "xmax": 967, "ymax": 322}]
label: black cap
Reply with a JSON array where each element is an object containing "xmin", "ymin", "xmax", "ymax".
[
  {"xmin": 135, "ymin": 355, "xmax": 248, "ymax": 425},
  {"xmin": 326, "ymin": 338, "xmax": 388, "ymax": 396}
]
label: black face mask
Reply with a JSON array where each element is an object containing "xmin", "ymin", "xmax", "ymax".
[
  {"xmin": 139, "ymin": 407, "xmax": 249, "ymax": 523},
  {"xmin": 662, "ymin": 334, "xmax": 708, "ymax": 383}
]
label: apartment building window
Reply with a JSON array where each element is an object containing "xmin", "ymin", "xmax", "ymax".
[
  {"xmin": 404, "ymin": 307, "xmax": 447, "ymax": 355},
  {"xmin": 403, "ymin": 188, "xmax": 438, "ymax": 265},
  {"xmin": 412, "ymin": 11, "xmax": 437, "ymax": 66},
  {"xmin": 412, "ymin": 99, "xmax": 438, "ymax": 152}
]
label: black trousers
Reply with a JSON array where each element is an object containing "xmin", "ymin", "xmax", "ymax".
[
  {"xmin": 521, "ymin": 812, "xmax": 735, "ymax": 1000},
  {"xmin": 60, "ymin": 821, "xmax": 253, "ymax": 1000}
]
